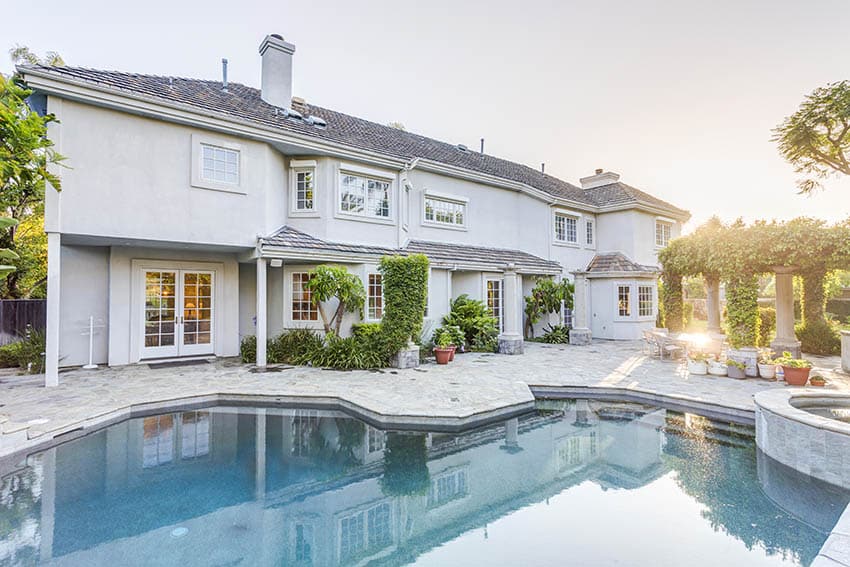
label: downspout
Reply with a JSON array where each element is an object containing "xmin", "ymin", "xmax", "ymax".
[{"xmin": 398, "ymin": 157, "xmax": 421, "ymax": 248}]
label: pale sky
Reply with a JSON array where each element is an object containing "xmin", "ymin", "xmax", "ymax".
[{"xmin": 5, "ymin": 0, "xmax": 849, "ymax": 229}]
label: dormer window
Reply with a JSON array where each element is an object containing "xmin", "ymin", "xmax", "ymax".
[
  {"xmin": 554, "ymin": 212, "xmax": 578, "ymax": 244},
  {"xmin": 655, "ymin": 220, "xmax": 672, "ymax": 248}
]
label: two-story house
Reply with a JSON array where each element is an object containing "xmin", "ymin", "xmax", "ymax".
[{"xmin": 17, "ymin": 33, "xmax": 688, "ymax": 384}]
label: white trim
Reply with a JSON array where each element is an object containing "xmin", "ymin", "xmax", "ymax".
[
  {"xmin": 614, "ymin": 281, "xmax": 633, "ymax": 321},
  {"xmin": 483, "ymin": 275, "xmax": 505, "ymax": 333},
  {"xmin": 553, "ymin": 210, "xmax": 580, "ymax": 245},
  {"xmin": 285, "ymin": 267, "xmax": 323, "ymax": 329},
  {"xmin": 365, "ymin": 272, "xmax": 384, "ymax": 322},
  {"xmin": 289, "ymin": 164, "xmax": 319, "ymax": 216},
  {"xmin": 636, "ymin": 282, "xmax": 657, "ymax": 321},
  {"xmin": 335, "ymin": 166, "xmax": 396, "ymax": 224},
  {"xmin": 190, "ymin": 134, "xmax": 245, "ymax": 194},
  {"xmin": 422, "ymin": 191, "xmax": 468, "ymax": 231},
  {"xmin": 423, "ymin": 189, "xmax": 469, "ymax": 203},
  {"xmin": 339, "ymin": 161, "xmax": 396, "ymax": 180},
  {"xmin": 290, "ymin": 159, "xmax": 318, "ymax": 169}
]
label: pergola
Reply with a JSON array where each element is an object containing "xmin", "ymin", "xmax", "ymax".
[{"xmin": 658, "ymin": 217, "xmax": 850, "ymax": 357}]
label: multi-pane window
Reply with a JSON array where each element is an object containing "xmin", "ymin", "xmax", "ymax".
[
  {"xmin": 142, "ymin": 414, "xmax": 174, "ymax": 468},
  {"xmin": 367, "ymin": 274, "xmax": 383, "ymax": 320},
  {"xmin": 292, "ymin": 273, "xmax": 318, "ymax": 321},
  {"xmin": 340, "ymin": 173, "xmax": 390, "ymax": 218},
  {"xmin": 586, "ymin": 219, "xmax": 594, "ymax": 245},
  {"xmin": 617, "ymin": 285, "xmax": 631, "ymax": 317},
  {"xmin": 181, "ymin": 411, "xmax": 210, "ymax": 459},
  {"xmin": 428, "ymin": 469, "xmax": 468, "ymax": 508},
  {"xmin": 554, "ymin": 213, "xmax": 578, "ymax": 243},
  {"xmin": 295, "ymin": 524, "xmax": 313, "ymax": 563},
  {"xmin": 367, "ymin": 503, "xmax": 392, "ymax": 549},
  {"xmin": 201, "ymin": 144, "xmax": 239, "ymax": 184},
  {"xmin": 424, "ymin": 196, "xmax": 465, "ymax": 226},
  {"xmin": 486, "ymin": 279, "xmax": 503, "ymax": 331},
  {"xmin": 339, "ymin": 511, "xmax": 364, "ymax": 561},
  {"xmin": 655, "ymin": 220, "xmax": 672, "ymax": 247},
  {"xmin": 367, "ymin": 426, "xmax": 385, "ymax": 454},
  {"xmin": 339, "ymin": 502, "xmax": 392, "ymax": 561},
  {"xmin": 144, "ymin": 271, "xmax": 176, "ymax": 348},
  {"xmin": 291, "ymin": 410, "xmax": 319, "ymax": 457},
  {"xmin": 294, "ymin": 170, "xmax": 315, "ymax": 211},
  {"xmin": 183, "ymin": 272, "xmax": 212, "ymax": 346},
  {"xmin": 638, "ymin": 285, "xmax": 654, "ymax": 317}
]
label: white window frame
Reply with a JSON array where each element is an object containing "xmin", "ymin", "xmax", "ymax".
[
  {"xmin": 484, "ymin": 277, "xmax": 504, "ymax": 332},
  {"xmin": 585, "ymin": 218, "xmax": 595, "ymax": 247},
  {"xmin": 422, "ymin": 191, "xmax": 468, "ymax": 231},
  {"xmin": 553, "ymin": 210, "xmax": 580, "ymax": 246},
  {"xmin": 290, "ymin": 159, "xmax": 318, "ymax": 216},
  {"xmin": 615, "ymin": 283, "xmax": 632, "ymax": 320},
  {"xmin": 336, "ymin": 163, "xmax": 395, "ymax": 224},
  {"xmin": 637, "ymin": 284, "xmax": 656, "ymax": 320},
  {"xmin": 190, "ymin": 134, "xmax": 244, "ymax": 194},
  {"xmin": 366, "ymin": 273, "xmax": 383, "ymax": 321},
  {"xmin": 289, "ymin": 271, "xmax": 319, "ymax": 326},
  {"xmin": 655, "ymin": 218, "xmax": 673, "ymax": 248}
]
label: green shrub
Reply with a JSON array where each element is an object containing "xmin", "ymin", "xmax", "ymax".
[
  {"xmin": 682, "ymin": 302, "xmax": 694, "ymax": 329},
  {"xmin": 725, "ymin": 275, "xmax": 760, "ymax": 349},
  {"xmin": 351, "ymin": 322, "xmax": 383, "ymax": 341},
  {"xmin": 432, "ymin": 325, "xmax": 464, "ymax": 349},
  {"xmin": 0, "ymin": 327, "xmax": 45, "ymax": 373},
  {"xmin": 303, "ymin": 333, "xmax": 388, "ymax": 370},
  {"xmin": 540, "ymin": 324, "xmax": 570, "ymax": 344},
  {"xmin": 795, "ymin": 320, "xmax": 841, "ymax": 355},
  {"xmin": 268, "ymin": 328, "xmax": 324, "ymax": 364},
  {"xmin": 757, "ymin": 307, "xmax": 776, "ymax": 347},
  {"xmin": 379, "ymin": 254, "xmax": 429, "ymax": 355},
  {"xmin": 661, "ymin": 274, "xmax": 684, "ymax": 332},
  {"xmin": 442, "ymin": 294, "xmax": 498, "ymax": 352}
]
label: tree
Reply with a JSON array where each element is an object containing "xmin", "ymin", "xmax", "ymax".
[
  {"xmin": 773, "ymin": 81, "xmax": 850, "ymax": 193},
  {"xmin": 0, "ymin": 218, "xmax": 20, "ymax": 278},
  {"xmin": 305, "ymin": 265, "xmax": 365, "ymax": 335},
  {"xmin": 9, "ymin": 45, "xmax": 65, "ymax": 66},
  {"xmin": 523, "ymin": 278, "xmax": 574, "ymax": 338},
  {"xmin": 387, "ymin": 121, "xmax": 406, "ymax": 131},
  {"xmin": 0, "ymin": 74, "xmax": 64, "ymax": 297}
]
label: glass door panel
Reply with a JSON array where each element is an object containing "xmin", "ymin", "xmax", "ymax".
[
  {"xmin": 141, "ymin": 269, "xmax": 214, "ymax": 359},
  {"xmin": 180, "ymin": 271, "xmax": 214, "ymax": 355},
  {"xmin": 142, "ymin": 271, "xmax": 179, "ymax": 358}
]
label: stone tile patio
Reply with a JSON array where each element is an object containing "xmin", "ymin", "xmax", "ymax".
[{"xmin": 1, "ymin": 340, "xmax": 848, "ymax": 460}]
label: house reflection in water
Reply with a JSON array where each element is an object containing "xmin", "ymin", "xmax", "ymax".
[{"xmin": 0, "ymin": 401, "xmax": 839, "ymax": 566}]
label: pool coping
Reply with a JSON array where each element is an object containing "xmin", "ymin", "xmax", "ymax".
[
  {"xmin": 754, "ymin": 390, "xmax": 850, "ymax": 437},
  {"xmin": 813, "ymin": 502, "xmax": 850, "ymax": 567}
]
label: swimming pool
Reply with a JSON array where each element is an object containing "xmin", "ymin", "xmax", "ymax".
[{"xmin": 1, "ymin": 400, "xmax": 847, "ymax": 566}]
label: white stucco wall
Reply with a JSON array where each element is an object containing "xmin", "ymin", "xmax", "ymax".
[
  {"xmin": 58, "ymin": 245, "xmax": 110, "ymax": 366},
  {"xmin": 589, "ymin": 278, "xmax": 658, "ymax": 340}
]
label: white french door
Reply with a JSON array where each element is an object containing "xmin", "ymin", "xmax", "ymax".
[
  {"xmin": 485, "ymin": 278, "xmax": 504, "ymax": 332},
  {"xmin": 142, "ymin": 270, "xmax": 214, "ymax": 359}
]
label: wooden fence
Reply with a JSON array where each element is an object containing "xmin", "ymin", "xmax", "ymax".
[{"xmin": 0, "ymin": 299, "xmax": 47, "ymax": 346}]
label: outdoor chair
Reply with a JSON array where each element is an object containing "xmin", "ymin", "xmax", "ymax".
[{"xmin": 642, "ymin": 330, "xmax": 660, "ymax": 357}]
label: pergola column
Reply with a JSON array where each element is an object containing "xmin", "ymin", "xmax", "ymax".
[
  {"xmin": 771, "ymin": 266, "xmax": 801, "ymax": 358},
  {"xmin": 256, "ymin": 258, "xmax": 267, "ymax": 368},
  {"xmin": 570, "ymin": 272, "xmax": 592, "ymax": 345},
  {"xmin": 498, "ymin": 266, "xmax": 523, "ymax": 355},
  {"xmin": 44, "ymin": 232, "xmax": 61, "ymax": 387},
  {"xmin": 705, "ymin": 275, "xmax": 721, "ymax": 334}
]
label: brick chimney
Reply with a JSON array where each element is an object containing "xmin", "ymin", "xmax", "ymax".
[{"xmin": 579, "ymin": 169, "xmax": 620, "ymax": 189}]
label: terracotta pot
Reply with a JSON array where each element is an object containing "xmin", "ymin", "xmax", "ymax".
[
  {"xmin": 448, "ymin": 346, "xmax": 456, "ymax": 361},
  {"xmin": 434, "ymin": 347, "xmax": 452, "ymax": 365},
  {"xmin": 782, "ymin": 366, "xmax": 811, "ymax": 386},
  {"xmin": 809, "ymin": 377, "xmax": 826, "ymax": 387}
]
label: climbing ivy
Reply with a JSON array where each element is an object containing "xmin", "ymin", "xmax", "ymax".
[
  {"xmin": 378, "ymin": 254, "xmax": 429, "ymax": 354},
  {"xmin": 725, "ymin": 275, "xmax": 761, "ymax": 349}
]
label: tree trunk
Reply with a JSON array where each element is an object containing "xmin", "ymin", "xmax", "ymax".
[
  {"xmin": 332, "ymin": 301, "xmax": 346, "ymax": 335},
  {"xmin": 316, "ymin": 302, "xmax": 332, "ymax": 334},
  {"xmin": 801, "ymin": 269, "xmax": 827, "ymax": 326}
]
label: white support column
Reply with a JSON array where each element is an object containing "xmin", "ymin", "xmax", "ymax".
[
  {"xmin": 256, "ymin": 258, "xmax": 267, "ymax": 368},
  {"xmin": 705, "ymin": 276, "xmax": 722, "ymax": 334},
  {"xmin": 771, "ymin": 267, "xmax": 801, "ymax": 358},
  {"xmin": 39, "ymin": 449, "xmax": 56, "ymax": 562},
  {"xmin": 498, "ymin": 266, "xmax": 523, "ymax": 355},
  {"xmin": 570, "ymin": 272, "xmax": 592, "ymax": 345},
  {"xmin": 45, "ymin": 232, "xmax": 61, "ymax": 387},
  {"xmin": 500, "ymin": 418, "xmax": 521, "ymax": 452},
  {"xmin": 255, "ymin": 409, "xmax": 267, "ymax": 500}
]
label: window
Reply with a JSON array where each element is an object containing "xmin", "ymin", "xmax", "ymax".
[
  {"xmin": 291, "ymin": 410, "xmax": 319, "ymax": 457},
  {"xmin": 367, "ymin": 274, "xmax": 383, "ymax": 320},
  {"xmin": 201, "ymin": 144, "xmax": 239, "ymax": 184},
  {"xmin": 340, "ymin": 173, "xmax": 390, "ymax": 218},
  {"xmin": 424, "ymin": 195, "xmax": 466, "ymax": 227},
  {"xmin": 428, "ymin": 469, "xmax": 469, "ymax": 508},
  {"xmin": 486, "ymin": 279, "xmax": 503, "ymax": 331},
  {"xmin": 586, "ymin": 219, "xmax": 594, "ymax": 245},
  {"xmin": 339, "ymin": 511, "xmax": 364, "ymax": 560},
  {"xmin": 295, "ymin": 524, "xmax": 313, "ymax": 563},
  {"xmin": 617, "ymin": 285, "xmax": 631, "ymax": 317},
  {"xmin": 554, "ymin": 213, "xmax": 578, "ymax": 243},
  {"xmin": 294, "ymin": 169, "xmax": 315, "ymax": 211},
  {"xmin": 339, "ymin": 502, "xmax": 392, "ymax": 561},
  {"xmin": 142, "ymin": 414, "xmax": 174, "ymax": 468},
  {"xmin": 292, "ymin": 273, "xmax": 318, "ymax": 321},
  {"xmin": 367, "ymin": 426, "xmax": 385, "ymax": 454},
  {"xmin": 367, "ymin": 503, "xmax": 392, "ymax": 549},
  {"xmin": 638, "ymin": 285, "xmax": 654, "ymax": 317},
  {"xmin": 181, "ymin": 411, "xmax": 210, "ymax": 459},
  {"xmin": 655, "ymin": 220, "xmax": 672, "ymax": 247}
]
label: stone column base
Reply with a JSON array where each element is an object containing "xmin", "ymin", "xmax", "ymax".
[
  {"xmin": 770, "ymin": 338, "xmax": 801, "ymax": 360},
  {"xmin": 498, "ymin": 335, "xmax": 524, "ymax": 355},
  {"xmin": 391, "ymin": 345, "xmax": 420, "ymax": 369},
  {"xmin": 569, "ymin": 328, "xmax": 592, "ymax": 346},
  {"xmin": 728, "ymin": 347, "xmax": 759, "ymax": 377},
  {"xmin": 840, "ymin": 331, "xmax": 849, "ymax": 373}
]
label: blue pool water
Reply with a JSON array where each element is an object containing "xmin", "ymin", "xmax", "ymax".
[{"xmin": 1, "ymin": 400, "xmax": 848, "ymax": 566}]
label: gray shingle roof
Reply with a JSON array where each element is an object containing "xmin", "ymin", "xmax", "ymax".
[
  {"xmin": 20, "ymin": 65, "xmax": 688, "ymax": 217},
  {"xmin": 262, "ymin": 226, "xmax": 561, "ymax": 272},
  {"xmin": 585, "ymin": 252, "xmax": 657, "ymax": 273}
]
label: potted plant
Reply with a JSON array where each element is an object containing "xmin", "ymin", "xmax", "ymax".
[
  {"xmin": 775, "ymin": 351, "xmax": 812, "ymax": 386},
  {"xmin": 433, "ymin": 332, "xmax": 453, "ymax": 365},
  {"xmin": 444, "ymin": 325, "xmax": 465, "ymax": 361},
  {"xmin": 809, "ymin": 375, "xmax": 827, "ymax": 387},
  {"xmin": 727, "ymin": 359, "xmax": 747, "ymax": 379},
  {"xmin": 687, "ymin": 352, "xmax": 709, "ymax": 375},
  {"xmin": 757, "ymin": 350, "xmax": 777, "ymax": 380},
  {"xmin": 708, "ymin": 355, "xmax": 728, "ymax": 376}
]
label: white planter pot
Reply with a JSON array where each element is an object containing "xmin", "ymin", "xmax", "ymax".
[
  {"xmin": 757, "ymin": 363, "xmax": 776, "ymax": 380},
  {"xmin": 708, "ymin": 361, "xmax": 728, "ymax": 376},
  {"xmin": 688, "ymin": 360, "xmax": 708, "ymax": 375}
]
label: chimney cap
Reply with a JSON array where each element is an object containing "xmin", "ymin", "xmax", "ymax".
[
  {"xmin": 579, "ymin": 169, "xmax": 620, "ymax": 190},
  {"xmin": 259, "ymin": 34, "xmax": 295, "ymax": 56},
  {"xmin": 595, "ymin": 168, "xmax": 603, "ymax": 174}
]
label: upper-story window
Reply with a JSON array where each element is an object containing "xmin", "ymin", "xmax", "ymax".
[
  {"xmin": 424, "ymin": 195, "xmax": 466, "ymax": 228},
  {"xmin": 585, "ymin": 219, "xmax": 594, "ymax": 245},
  {"xmin": 655, "ymin": 220, "xmax": 672, "ymax": 247},
  {"xmin": 291, "ymin": 160, "xmax": 317, "ymax": 212},
  {"xmin": 201, "ymin": 144, "xmax": 239, "ymax": 184},
  {"xmin": 340, "ymin": 173, "xmax": 390, "ymax": 218},
  {"xmin": 554, "ymin": 212, "xmax": 578, "ymax": 244}
]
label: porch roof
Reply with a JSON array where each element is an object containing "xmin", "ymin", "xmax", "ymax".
[{"xmin": 260, "ymin": 226, "xmax": 562, "ymax": 274}]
